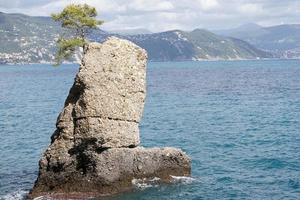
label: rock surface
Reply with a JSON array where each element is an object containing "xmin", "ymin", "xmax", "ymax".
[{"xmin": 28, "ymin": 37, "xmax": 191, "ymax": 199}]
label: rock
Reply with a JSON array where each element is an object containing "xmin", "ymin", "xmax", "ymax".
[{"xmin": 28, "ymin": 37, "xmax": 191, "ymax": 199}]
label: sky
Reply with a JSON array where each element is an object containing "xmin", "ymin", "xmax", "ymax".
[{"xmin": 0, "ymin": 0, "xmax": 300, "ymax": 32}]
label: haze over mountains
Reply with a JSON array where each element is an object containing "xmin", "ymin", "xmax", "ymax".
[
  {"xmin": 107, "ymin": 28, "xmax": 153, "ymax": 35},
  {"xmin": 1, "ymin": 12, "xmax": 300, "ymax": 64},
  {"xmin": 216, "ymin": 23, "xmax": 300, "ymax": 58}
]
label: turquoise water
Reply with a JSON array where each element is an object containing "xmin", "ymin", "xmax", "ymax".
[{"xmin": 1, "ymin": 60, "xmax": 300, "ymax": 199}]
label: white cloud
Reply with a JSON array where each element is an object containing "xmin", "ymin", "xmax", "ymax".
[
  {"xmin": 238, "ymin": 3, "xmax": 264, "ymax": 16},
  {"xmin": 1, "ymin": 0, "xmax": 300, "ymax": 32},
  {"xmin": 128, "ymin": 0, "xmax": 174, "ymax": 12},
  {"xmin": 198, "ymin": 0, "xmax": 219, "ymax": 11}
]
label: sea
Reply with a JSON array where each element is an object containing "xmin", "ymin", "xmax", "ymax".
[{"xmin": 0, "ymin": 60, "xmax": 300, "ymax": 200}]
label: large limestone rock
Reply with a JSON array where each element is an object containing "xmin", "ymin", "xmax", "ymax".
[{"xmin": 28, "ymin": 37, "xmax": 191, "ymax": 199}]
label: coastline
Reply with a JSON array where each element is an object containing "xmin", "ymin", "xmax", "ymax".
[{"xmin": 1, "ymin": 57, "xmax": 300, "ymax": 66}]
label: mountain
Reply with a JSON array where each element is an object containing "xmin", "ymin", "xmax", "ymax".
[
  {"xmin": 216, "ymin": 23, "xmax": 300, "ymax": 58},
  {"xmin": 216, "ymin": 23, "xmax": 267, "ymax": 39},
  {"xmin": 126, "ymin": 29, "xmax": 271, "ymax": 61},
  {"xmin": 0, "ymin": 12, "xmax": 271, "ymax": 64},
  {"xmin": 0, "ymin": 12, "xmax": 60, "ymax": 64}
]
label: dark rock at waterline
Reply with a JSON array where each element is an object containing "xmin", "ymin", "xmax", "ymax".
[{"xmin": 28, "ymin": 37, "xmax": 191, "ymax": 199}]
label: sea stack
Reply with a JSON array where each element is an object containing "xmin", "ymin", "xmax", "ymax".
[{"xmin": 28, "ymin": 37, "xmax": 191, "ymax": 199}]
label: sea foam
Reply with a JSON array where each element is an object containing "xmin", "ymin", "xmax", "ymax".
[
  {"xmin": 131, "ymin": 177, "xmax": 161, "ymax": 189},
  {"xmin": 2, "ymin": 190, "xmax": 27, "ymax": 200},
  {"xmin": 170, "ymin": 176, "xmax": 196, "ymax": 184},
  {"xmin": 131, "ymin": 176, "xmax": 195, "ymax": 190}
]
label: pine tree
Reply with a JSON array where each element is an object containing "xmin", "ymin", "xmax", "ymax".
[{"xmin": 51, "ymin": 4, "xmax": 103, "ymax": 65}]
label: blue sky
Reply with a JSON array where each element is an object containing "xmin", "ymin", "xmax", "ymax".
[{"xmin": 0, "ymin": 0, "xmax": 300, "ymax": 32}]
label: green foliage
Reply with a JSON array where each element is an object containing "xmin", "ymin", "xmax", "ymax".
[
  {"xmin": 51, "ymin": 4, "xmax": 103, "ymax": 65},
  {"xmin": 53, "ymin": 38, "xmax": 85, "ymax": 66}
]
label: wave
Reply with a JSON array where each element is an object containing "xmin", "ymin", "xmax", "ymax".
[
  {"xmin": 131, "ymin": 177, "xmax": 161, "ymax": 189},
  {"xmin": 170, "ymin": 175, "xmax": 196, "ymax": 184},
  {"xmin": 2, "ymin": 190, "xmax": 27, "ymax": 200},
  {"xmin": 131, "ymin": 176, "xmax": 195, "ymax": 190}
]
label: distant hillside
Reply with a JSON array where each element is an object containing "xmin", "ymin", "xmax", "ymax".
[
  {"xmin": 216, "ymin": 23, "xmax": 300, "ymax": 58},
  {"xmin": 0, "ymin": 12, "xmax": 272, "ymax": 64},
  {"xmin": 126, "ymin": 29, "xmax": 272, "ymax": 61},
  {"xmin": 0, "ymin": 12, "xmax": 61, "ymax": 64},
  {"xmin": 216, "ymin": 23, "xmax": 266, "ymax": 40}
]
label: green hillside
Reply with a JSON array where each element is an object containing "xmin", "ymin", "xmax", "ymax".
[
  {"xmin": 128, "ymin": 29, "xmax": 272, "ymax": 61},
  {"xmin": 0, "ymin": 12, "xmax": 272, "ymax": 64},
  {"xmin": 0, "ymin": 12, "xmax": 61, "ymax": 63}
]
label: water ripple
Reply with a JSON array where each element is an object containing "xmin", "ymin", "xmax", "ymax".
[{"xmin": 1, "ymin": 61, "xmax": 300, "ymax": 199}]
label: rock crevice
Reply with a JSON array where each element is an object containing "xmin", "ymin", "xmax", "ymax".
[{"xmin": 28, "ymin": 37, "xmax": 191, "ymax": 199}]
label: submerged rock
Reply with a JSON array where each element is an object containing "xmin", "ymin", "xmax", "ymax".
[{"xmin": 28, "ymin": 37, "xmax": 191, "ymax": 199}]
